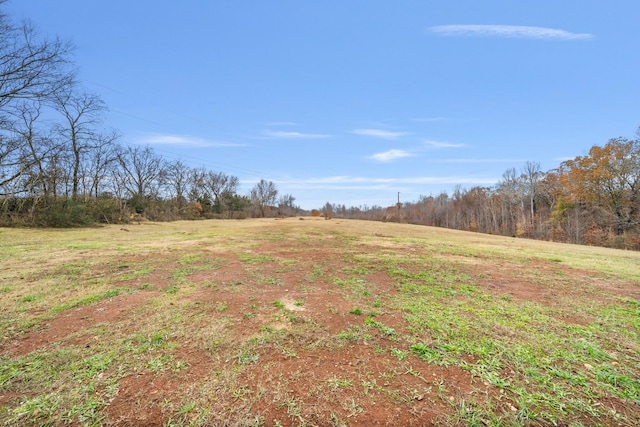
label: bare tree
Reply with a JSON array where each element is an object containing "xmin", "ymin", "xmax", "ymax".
[
  {"xmin": 187, "ymin": 167, "xmax": 208, "ymax": 206},
  {"xmin": 522, "ymin": 161, "xmax": 541, "ymax": 229},
  {"xmin": 250, "ymin": 179, "xmax": 278, "ymax": 217},
  {"xmin": 205, "ymin": 171, "xmax": 239, "ymax": 216},
  {"xmin": 116, "ymin": 145, "xmax": 165, "ymax": 212},
  {"xmin": 496, "ymin": 168, "xmax": 525, "ymax": 236},
  {"xmin": 165, "ymin": 159, "xmax": 192, "ymax": 209},
  {"xmin": 85, "ymin": 130, "xmax": 119, "ymax": 198},
  {"xmin": 0, "ymin": 2, "xmax": 74, "ymax": 111},
  {"xmin": 278, "ymin": 193, "xmax": 296, "ymax": 217},
  {"xmin": 1, "ymin": 2, "xmax": 74, "ymax": 194},
  {"xmin": 4, "ymin": 100, "xmax": 61, "ymax": 199},
  {"xmin": 53, "ymin": 89, "xmax": 108, "ymax": 199}
]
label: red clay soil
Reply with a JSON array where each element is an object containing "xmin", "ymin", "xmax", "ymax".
[{"xmin": 2, "ymin": 225, "xmax": 638, "ymax": 426}]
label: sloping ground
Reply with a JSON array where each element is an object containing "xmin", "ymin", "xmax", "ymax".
[{"xmin": 0, "ymin": 218, "xmax": 638, "ymax": 426}]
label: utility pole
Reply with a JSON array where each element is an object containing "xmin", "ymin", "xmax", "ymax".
[{"xmin": 396, "ymin": 192, "xmax": 401, "ymax": 222}]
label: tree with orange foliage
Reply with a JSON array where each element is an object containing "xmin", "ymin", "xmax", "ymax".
[{"xmin": 560, "ymin": 137, "xmax": 640, "ymax": 235}]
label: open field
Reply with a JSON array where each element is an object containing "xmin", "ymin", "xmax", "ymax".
[{"xmin": 0, "ymin": 217, "xmax": 639, "ymax": 426}]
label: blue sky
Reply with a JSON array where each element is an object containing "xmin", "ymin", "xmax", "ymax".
[{"xmin": 6, "ymin": 1, "xmax": 640, "ymax": 209}]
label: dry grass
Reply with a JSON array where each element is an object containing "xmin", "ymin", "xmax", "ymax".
[{"xmin": 0, "ymin": 217, "xmax": 638, "ymax": 426}]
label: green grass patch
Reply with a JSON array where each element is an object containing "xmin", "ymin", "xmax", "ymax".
[{"xmin": 1, "ymin": 219, "xmax": 639, "ymax": 426}]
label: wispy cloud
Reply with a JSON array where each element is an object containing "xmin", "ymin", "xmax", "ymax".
[
  {"xmin": 140, "ymin": 134, "xmax": 243, "ymax": 147},
  {"xmin": 430, "ymin": 25, "xmax": 593, "ymax": 40},
  {"xmin": 352, "ymin": 129, "xmax": 409, "ymax": 140},
  {"xmin": 369, "ymin": 149, "xmax": 415, "ymax": 162},
  {"xmin": 423, "ymin": 139, "xmax": 466, "ymax": 148},
  {"xmin": 264, "ymin": 130, "xmax": 331, "ymax": 139},
  {"xmin": 553, "ymin": 156, "xmax": 574, "ymax": 162},
  {"xmin": 436, "ymin": 157, "xmax": 526, "ymax": 164},
  {"xmin": 270, "ymin": 175, "xmax": 498, "ymax": 189}
]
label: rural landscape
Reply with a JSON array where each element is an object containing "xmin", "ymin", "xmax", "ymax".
[
  {"xmin": 2, "ymin": 2, "xmax": 640, "ymax": 426},
  {"xmin": 1, "ymin": 217, "xmax": 638, "ymax": 426}
]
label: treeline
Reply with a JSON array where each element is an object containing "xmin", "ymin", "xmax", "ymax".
[
  {"xmin": 0, "ymin": 4, "xmax": 300, "ymax": 226},
  {"xmin": 322, "ymin": 136, "xmax": 640, "ymax": 250},
  {"xmin": 4, "ymin": 4, "xmax": 639, "ymax": 250}
]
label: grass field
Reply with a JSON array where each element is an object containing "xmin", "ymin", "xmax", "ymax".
[{"xmin": 0, "ymin": 217, "xmax": 638, "ymax": 426}]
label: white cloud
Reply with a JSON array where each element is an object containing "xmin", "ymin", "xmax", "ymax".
[
  {"xmin": 554, "ymin": 156, "xmax": 574, "ymax": 162},
  {"xmin": 270, "ymin": 175, "xmax": 498, "ymax": 188},
  {"xmin": 352, "ymin": 129, "xmax": 409, "ymax": 140},
  {"xmin": 369, "ymin": 149, "xmax": 415, "ymax": 162},
  {"xmin": 264, "ymin": 130, "xmax": 331, "ymax": 139},
  {"xmin": 437, "ymin": 157, "xmax": 526, "ymax": 163},
  {"xmin": 423, "ymin": 139, "xmax": 466, "ymax": 148},
  {"xmin": 139, "ymin": 134, "xmax": 242, "ymax": 147},
  {"xmin": 429, "ymin": 25, "xmax": 593, "ymax": 40}
]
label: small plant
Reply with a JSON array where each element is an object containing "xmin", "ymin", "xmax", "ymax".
[
  {"xmin": 8, "ymin": 393, "xmax": 62, "ymax": 425},
  {"xmin": 147, "ymin": 355, "xmax": 172, "ymax": 373},
  {"xmin": 283, "ymin": 398, "xmax": 303, "ymax": 419},
  {"xmin": 225, "ymin": 280, "xmax": 243, "ymax": 286},
  {"xmin": 411, "ymin": 343, "xmax": 441, "ymax": 364},
  {"xmin": 260, "ymin": 275, "xmax": 283, "ymax": 286},
  {"xmin": 364, "ymin": 317, "xmax": 396, "ymax": 337},
  {"xmin": 372, "ymin": 344, "xmax": 385, "ymax": 354},
  {"xmin": 349, "ymin": 307, "xmax": 363, "ymax": 315},
  {"xmin": 344, "ymin": 398, "xmax": 363, "ymax": 418},
  {"xmin": 279, "ymin": 346, "xmax": 298, "ymax": 359},
  {"xmin": 272, "ymin": 300, "xmax": 285, "ymax": 309},
  {"xmin": 327, "ymin": 376, "xmax": 353, "ymax": 390},
  {"xmin": 237, "ymin": 350, "xmax": 259, "ymax": 365},
  {"xmin": 391, "ymin": 347, "xmax": 408, "ymax": 360}
]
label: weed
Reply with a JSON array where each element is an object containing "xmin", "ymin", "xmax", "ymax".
[
  {"xmin": 343, "ymin": 398, "xmax": 363, "ymax": 417},
  {"xmin": 336, "ymin": 328, "xmax": 361, "ymax": 343},
  {"xmin": 278, "ymin": 345, "xmax": 298, "ymax": 359},
  {"xmin": 215, "ymin": 302, "xmax": 229, "ymax": 311},
  {"xmin": 327, "ymin": 376, "xmax": 353, "ymax": 390},
  {"xmin": 225, "ymin": 280, "xmax": 243, "ymax": 286},
  {"xmin": 257, "ymin": 275, "xmax": 283, "ymax": 286},
  {"xmin": 238, "ymin": 252, "xmax": 276, "ymax": 264},
  {"xmin": 364, "ymin": 317, "xmax": 397, "ymax": 337},
  {"xmin": 7, "ymin": 393, "xmax": 61, "ymax": 425},
  {"xmin": 283, "ymin": 398, "xmax": 303, "ymax": 419},
  {"xmin": 390, "ymin": 347, "xmax": 408, "ymax": 360},
  {"xmin": 411, "ymin": 343, "xmax": 443, "ymax": 364},
  {"xmin": 372, "ymin": 344, "xmax": 385, "ymax": 354},
  {"xmin": 237, "ymin": 350, "xmax": 260, "ymax": 365}
]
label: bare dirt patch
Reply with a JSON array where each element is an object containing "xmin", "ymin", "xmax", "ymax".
[
  {"xmin": 5, "ymin": 291, "xmax": 152, "ymax": 357},
  {"xmin": 2, "ymin": 219, "xmax": 638, "ymax": 426}
]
